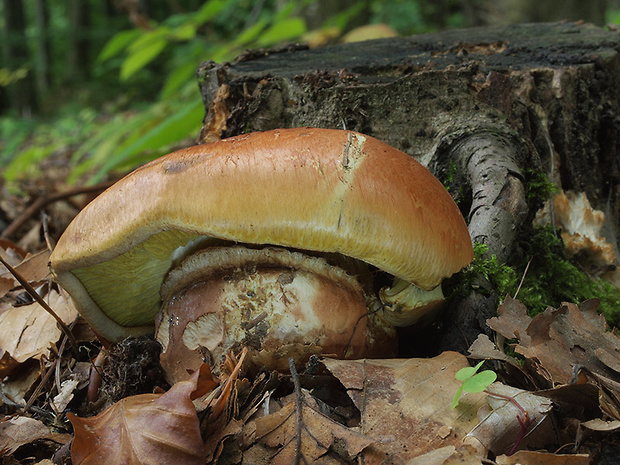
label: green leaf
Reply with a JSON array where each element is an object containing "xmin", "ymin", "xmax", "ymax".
[
  {"xmin": 451, "ymin": 385, "xmax": 464, "ymax": 409},
  {"xmin": 120, "ymin": 37, "xmax": 168, "ymax": 80},
  {"xmin": 256, "ymin": 17, "xmax": 306, "ymax": 47},
  {"xmin": 90, "ymin": 98, "xmax": 204, "ymax": 183},
  {"xmin": 127, "ymin": 28, "xmax": 169, "ymax": 54},
  {"xmin": 452, "ymin": 361, "xmax": 496, "ymax": 409},
  {"xmin": 454, "ymin": 361, "xmax": 484, "ymax": 381},
  {"xmin": 97, "ymin": 29, "xmax": 141, "ymax": 63},
  {"xmin": 233, "ymin": 18, "xmax": 269, "ymax": 47},
  {"xmin": 171, "ymin": 23, "xmax": 197, "ymax": 41},
  {"xmin": 3, "ymin": 144, "xmax": 58, "ymax": 182},
  {"xmin": 194, "ymin": 0, "xmax": 228, "ymax": 26},
  {"xmin": 461, "ymin": 371, "xmax": 497, "ymax": 394},
  {"xmin": 323, "ymin": 1, "xmax": 366, "ymax": 30},
  {"xmin": 160, "ymin": 62, "xmax": 199, "ymax": 99}
]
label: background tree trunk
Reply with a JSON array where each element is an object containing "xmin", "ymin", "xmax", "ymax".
[
  {"xmin": 1, "ymin": 0, "xmax": 38, "ymax": 116},
  {"xmin": 33, "ymin": 0, "xmax": 51, "ymax": 96},
  {"xmin": 196, "ymin": 22, "xmax": 620, "ymax": 353},
  {"xmin": 65, "ymin": 0, "xmax": 91, "ymax": 83}
]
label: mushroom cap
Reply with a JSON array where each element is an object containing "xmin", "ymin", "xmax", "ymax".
[{"xmin": 50, "ymin": 128, "xmax": 473, "ymax": 342}]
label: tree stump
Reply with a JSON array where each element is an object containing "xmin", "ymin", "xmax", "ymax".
[{"xmin": 196, "ymin": 22, "xmax": 620, "ymax": 353}]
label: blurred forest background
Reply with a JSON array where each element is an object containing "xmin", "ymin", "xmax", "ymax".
[{"xmin": 1, "ymin": 0, "xmax": 619, "ymax": 188}]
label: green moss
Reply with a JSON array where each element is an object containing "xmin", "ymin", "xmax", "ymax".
[
  {"xmin": 516, "ymin": 227, "xmax": 620, "ymax": 324},
  {"xmin": 523, "ymin": 168, "xmax": 557, "ymax": 203},
  {"xmin": 448, "ymin": 242, "xmax": 518, "ymax": 299},
  {"xmin": 440, "ymin": 160, "xmax": 466, "ymax": 204},
  {"xmin": 442, "ymin": 161, "xmax": 458, "ymax": 190},
  {"xmin": 471, "ymin": 242, "xmax": 518, "ymax": 297},
  {"xmin": 448, "ymin": 228, "xmax": 620, "ymax": 326}
]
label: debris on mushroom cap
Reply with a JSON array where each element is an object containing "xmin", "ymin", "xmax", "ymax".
[{"xmin": 49, "ymin": 128, "xmax": 473, "ymax": 342}]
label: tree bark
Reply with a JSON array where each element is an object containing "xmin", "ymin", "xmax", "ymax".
[
  {"xmin": 196, "ymin": 22, "xmax": 620, "ymax": 352},
  {"xmin": 1, "ymin": 0, "xmax": 38, "ymax": 116},
  {"xmin": 33, "ymin": 0, "xmax": 51, "ymax": 95},
  {"xmin": 66, "ymin": 0, "xmax": 91, "ymax": 83}
]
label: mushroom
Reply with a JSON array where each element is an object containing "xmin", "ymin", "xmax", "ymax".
[{"xmin": 50, "ymin": 128, "xmax": 472, "ymax": 380}]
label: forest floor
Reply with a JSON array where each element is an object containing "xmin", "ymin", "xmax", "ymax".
[{"xmin": 1, "ymin": 171, "xmax": 620, "ymax": 464}]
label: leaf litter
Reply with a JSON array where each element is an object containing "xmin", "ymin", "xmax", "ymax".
[{"xmin": 1, "ymin": 232, "xmax": 620, "ymax": 463}]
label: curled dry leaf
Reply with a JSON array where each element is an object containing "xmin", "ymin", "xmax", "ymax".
[
  {"xmin": 582, "ymin": 418, "xmax": 620, "ymax": 432},
  {"xmin": 0, "ymin": 416, "xmax": 70, "ymax": 456},
  {"xmin": 323, "ymin": 351, "xmax": 486, "ymax": 463},
  {"xmin": 468, "ymin": 383, "xmax": 553, "ymax": 455},
  {"xmin": 69, "ymin": 364, "xmax": 218, "ymax": 465}
]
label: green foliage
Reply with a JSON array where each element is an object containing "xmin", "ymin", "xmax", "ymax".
[
  {"xmin": 452, "ymin": 361, "xmax": 497, "ymax": 409},
  {"xmin": 1, "ymin": 107, "xmax": 98, "ymax": 186},
  {"xmin": 2, "ymin": 0, "xmax": 322, "ymax": 186},
  {"xmin": 524, "ymin": 168, "xmax": 557, "ymax": 203},
  {"xmin": 516, "ymin": 227, "xmax": 620, "ymax": 324},
  {"xmin": 459, "ymin": 242, "xmax": 518, "ymax": 298},
  {"xmin": 454, "ymin": 229, "xmax": 620, "ymax": 326},
  {"xmin": 0, "ymin": 66, "xmax": 30, "ymax": 87},
  {"xmin": 607, "ymin": 9, "xmax": 620, "ymax": 24}
]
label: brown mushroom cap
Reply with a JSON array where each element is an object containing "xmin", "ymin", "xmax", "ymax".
[{"xmin": 50, "ymin": 128, "xmax": 473, "ymax": 342}]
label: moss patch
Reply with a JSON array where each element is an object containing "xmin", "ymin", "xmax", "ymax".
[{"xmin": 451, "ymin": 228, "xmax": 620, "ymax": 326}]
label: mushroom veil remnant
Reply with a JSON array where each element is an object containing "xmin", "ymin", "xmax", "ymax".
[{"xmin": 49, "ymin": 128, "xmax": 473, "ymax": 379}]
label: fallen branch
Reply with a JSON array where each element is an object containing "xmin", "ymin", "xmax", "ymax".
[{"xmin": 1, "ymin": 182, "xmax": 113, "ymax": 239}]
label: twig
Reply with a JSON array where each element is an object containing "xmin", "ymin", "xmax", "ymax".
[
  {"xmin": 513, "ymin": 256, "xmax": 532, "ymax": 299},
  {"xmin": 1, "ymin": 181, "xmax": 113, "ymax": 239},
  {"xmin": 289, "ymin": 358, "xmax": 304, "ymax": 465},
  {"xmin": 25, "ymin": 356, "xmax": 59, "ymax": 414},
  {"xmin": 41, "ymin": 210, "xmax": 54, "ymax": 251},
  {"xmin": 344, "ymin": 306, "xmax": 382, "ymax": 358},
  {"xmin": 0, "ymin": 254, "xmax": 79, "ymax": 356}
]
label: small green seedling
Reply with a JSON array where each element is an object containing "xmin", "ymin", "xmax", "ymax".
[{"xmin": 452, "ymin": 361, "xmax": 497, "ymax": 409}]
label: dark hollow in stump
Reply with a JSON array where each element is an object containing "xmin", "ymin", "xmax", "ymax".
[{"xmin": 196, "ymin": 22, "xmax": 620, "ymax": 353}]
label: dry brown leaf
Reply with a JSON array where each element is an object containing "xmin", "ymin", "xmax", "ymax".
[
  {"xmin": 406, "ymin": 443, "xmax": 484, "ymax": 465},
  {"xmin": 0, "ymin": 416, "xmax": 70, "ymax": 456},
  {"xmin": 324, "ymin": 351, "xmax": 486, "ymax": 463},
  {"xmin": 0, "ymin": 249, "xmax": 51, "ymax": 297},
  {"xmin": 69, "ymin": 364, "xmax": 218, "ymax": 465},
  {"xmin": 582, "ymin": 418, "xmax": 620, "ymax": 432},
  {"xmin": 495, "ymin": 450, "xmax": 590, "ymax": 464},
  {"xmin": 0, "ymin": 361, "xmax": 41, "ymax": 406},
  {"xmin": 0, "ymin": 276, "xmax": 14, "ymax": 297},
  {"xmin": 1, "ymin": 249, "xmax": 52, "ymax": 284},
  {"xmin": 48, "ymin": 361, "xmax": 91, "ymax": 415},
  {"xmin": 468, "ymin": 383, "xmax": 553, "ymax": 455},
  {"xmin": 487, "ymin": 297, "xmax": 620, "ymax": 386},
  {"xmin": 0, "ymin": 287, "xmax": 77, "ymax": 363},
  {"xmin": 251, "ymin": 392, "xmax": 373, "ymax": 464},
  {"xmin": 468, "ymin": 333, "xmax": 520, "ymax": 366}
]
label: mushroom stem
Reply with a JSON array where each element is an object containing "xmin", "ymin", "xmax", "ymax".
[{"xmin": 379, "ymin": 278, "xmax": 445, "ymax": 327}]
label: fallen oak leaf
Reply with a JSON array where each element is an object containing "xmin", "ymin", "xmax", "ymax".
[
  {"xmin": 0, "ymin": 249, "xmax": 52, "ymax": 291},
  {"xmin": 488, "ymin": 297, "xmax": 620, "ymax": 386},
  {"xmin": 251, "ymin": 390, "xmax": 373, "ymax": 464},
  {"xmin": 69, "ymin": 363, "xmax": 218, "ymax": 465}
]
